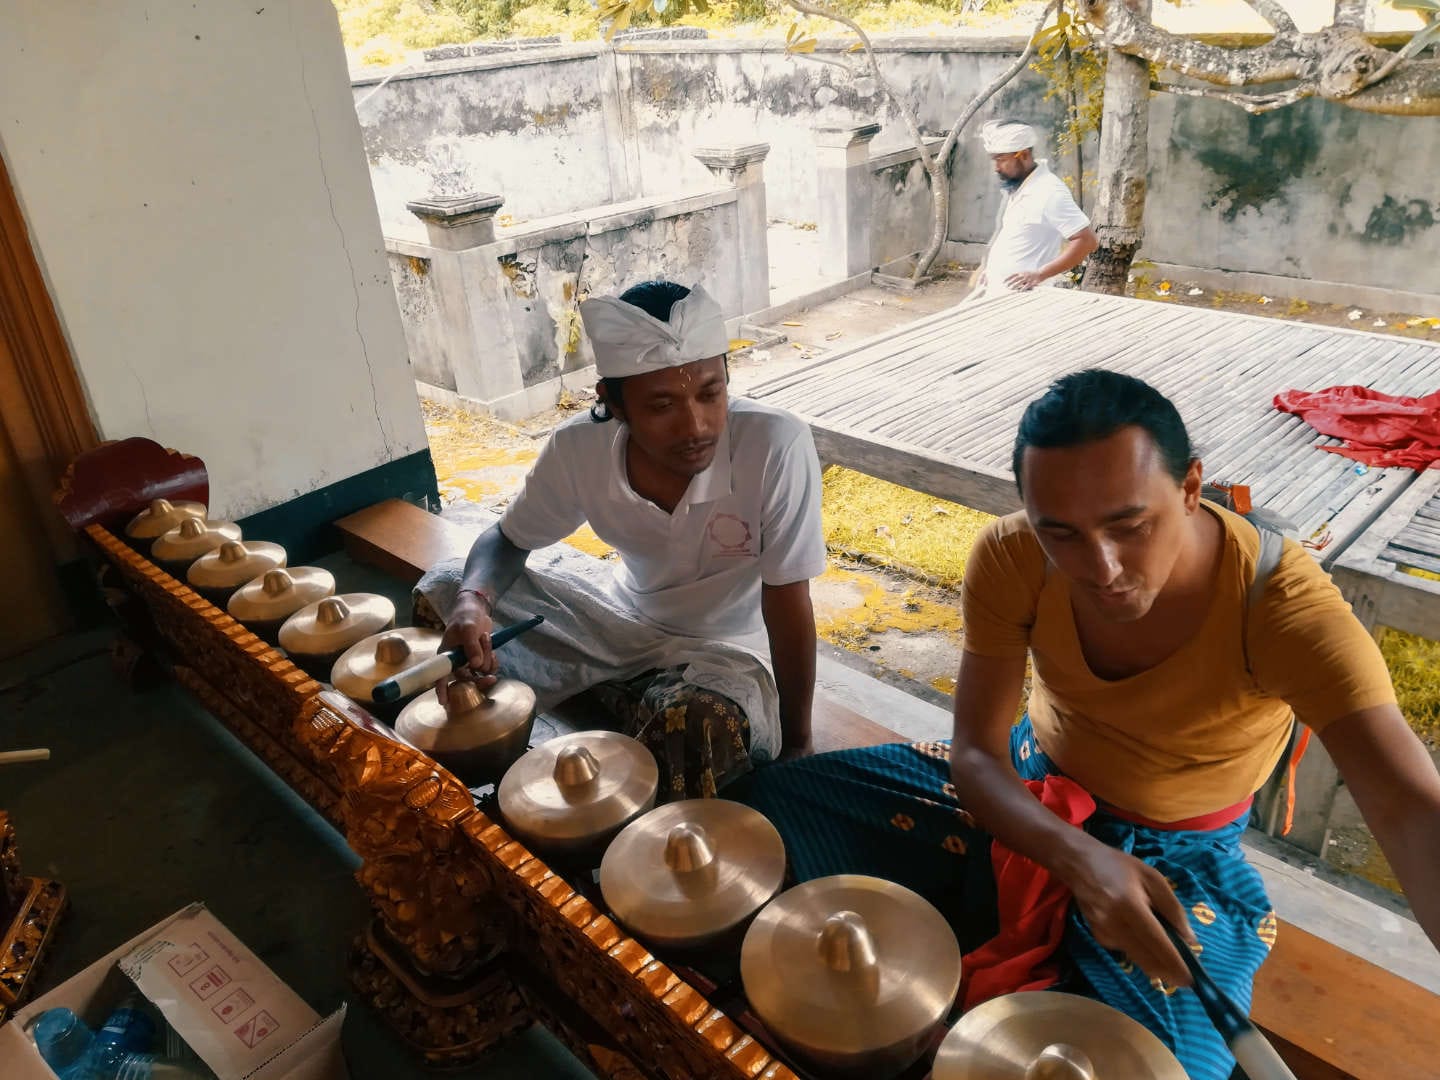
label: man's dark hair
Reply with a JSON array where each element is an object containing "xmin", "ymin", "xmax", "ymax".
[
  {"xmin": 590, "ymin": 280, "xmax": 693, "ymax": 423},
  {"xmin": 1011, "ymin": 369, "xmax": 1194, "ymax": 493}
]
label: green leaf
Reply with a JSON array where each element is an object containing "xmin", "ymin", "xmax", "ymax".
[
  {"xmin": 1392, "ymin": 0, "xmax": 1440, "ymax": 11},
  {"xmin": 848, "ymin": 40, "xmax": 866, "ymax": 52},
  {"xmin": 787, "ymin": 35, "xmax": 818, "ymax": 53}
]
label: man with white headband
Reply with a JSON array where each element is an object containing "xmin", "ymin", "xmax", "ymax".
[
  {"xmin": 966, "ymin": 119, "xmax": 1097, "ymax": 302},
  {"xmin": 417, "ymin": 280, "xmax": 826, "ymax": 800}
]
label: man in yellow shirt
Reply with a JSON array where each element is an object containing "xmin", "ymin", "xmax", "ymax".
[{"xmin": 736, "ymin": 369, "xmax": 1440, "ymax": 1079}]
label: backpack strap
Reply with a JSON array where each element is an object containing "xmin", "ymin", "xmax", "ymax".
[
  {"xmin": 1248, "ymin": 524, "xmax": 1286, "ymax": 611},
  {"xmin": 1244, "ymin": 517, "xmax": 1312, "ymax": 836},
  {"xmin": 1242, "ymin": 518, "xmax": 1285, "ymax": 672}
]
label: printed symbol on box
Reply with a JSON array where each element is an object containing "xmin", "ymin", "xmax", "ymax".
[
  {"xmin": 234, "ymin": 1010, "xmax": 278, "ymax": 1049},
  {"xmin": 189, "ymin": 964, "xmax": 231, "ymax": 1000},
  {"xmin": 212, "ymin": 987, "xmax": 254, "ymax": 1023},
  {"xmin": 168, "ymin": 942, "xmax": 208, "ymax": 977}
]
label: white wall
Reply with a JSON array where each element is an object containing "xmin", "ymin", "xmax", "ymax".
[{"xmin": 1, "ymin": 0, "xmax": 428, "ymax": 521}]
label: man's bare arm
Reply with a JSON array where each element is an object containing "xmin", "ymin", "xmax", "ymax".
[
  {"xmin": 1321, "ymin": 704, "xmax": 1440, "ymax": 954},
  {"xmin": 762, "ymin": 580, "xmax": 817, "ymax": 758},
  {"xmin": 949, "ymin": 649, "xmax": 1195, "ymax": 986},
  {"xmin": 440, "ymin": 523, "xmax": 532, "ymax": 684},
  {"xmin": 1005, "ymin": 227, "xmax": 1099, "ymax": 290}
]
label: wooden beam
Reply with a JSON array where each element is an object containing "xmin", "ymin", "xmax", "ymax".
[
  {"xmin": 0, "ymin": 149, "xmax": 97, "ymax": 555},
  {"xmin": 1254, "ymin": 920, "xmax": 1440, "ymax": 1079}
]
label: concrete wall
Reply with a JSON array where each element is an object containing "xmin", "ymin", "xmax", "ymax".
[
  {"xmin": 872, "ymin": 145, "xmax": 943, "ymax": 269},
  {"xmin": 355, "ymin": 39, "xmax": 1440, "ymax": 301},
  {"xmin": 1147, "ymin": 93, "xmax": 1440, "ymax": 295},
  {"xmin": 355, "ymin": 40, "xmax": 1073, "ymax": 233},
  {"xmin": 3, "ymin": 0, "xmax": 429, "ymax": 522},
  {"xmin": 389, "ymin": 185, "xmax": 750, "ymax": 420},
  {"xmin": 355, "ymin": 47, "xmax": 622, "ymax": 244}
]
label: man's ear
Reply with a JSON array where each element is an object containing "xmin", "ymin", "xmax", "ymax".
[
  {"xmin": 1182, "ymin": 458, "xmax": 1204, "ymax": 512},
  {"xmin": 596, "ymin": 381, "xmax": 625, "ymax": 422}
]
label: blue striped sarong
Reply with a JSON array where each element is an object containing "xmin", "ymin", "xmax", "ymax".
[{"xmin": 728, "ymin": 718, "xmax": 1277, "ymax": 1080}]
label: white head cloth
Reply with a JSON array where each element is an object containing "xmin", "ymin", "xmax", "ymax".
[
  {"xmin": 579, "ymin": 284, "xmax": 729, "ymax": 379},
  {"xmin": 981, "ymin": 120, "xmax": 1037, "ymax": 154}
]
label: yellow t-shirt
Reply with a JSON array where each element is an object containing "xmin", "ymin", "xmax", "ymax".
[{"xmin": 961, "ymin": 503, "xmax": 1397, "ymax": 822}]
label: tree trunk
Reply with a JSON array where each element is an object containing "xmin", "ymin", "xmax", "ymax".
[
  {"xmin": 914, "ymin": 162, "xmax": 950, "ymax": 283},
  {"xmin": 1082, "ymin": 1, "xmax": 1151, "ymax": 296}
]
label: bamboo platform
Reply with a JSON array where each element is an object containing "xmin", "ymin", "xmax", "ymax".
[
  {"xmin": 748, "ymin": 289, "xmax": 1440, "ymax": 565},
  {"xmin": 1333, "ymin": 465, "xmax": 1440, "ymax": 641}
]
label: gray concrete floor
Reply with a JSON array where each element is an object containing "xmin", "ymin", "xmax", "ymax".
[{"xmin": 0, "ymin": 607, "xmax": 595, "ymax": 1079}]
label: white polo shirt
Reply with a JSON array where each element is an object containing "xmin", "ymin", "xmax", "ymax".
[
  {"xmin": 499, "ymin": 398, "xmax": 827, "ymax": 654},
  {"xmin": 985, "ymin": 161, "xmax": 1091, "ymax": 290}
]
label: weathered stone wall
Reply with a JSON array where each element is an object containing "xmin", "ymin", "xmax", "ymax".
[
  {"xmin": 357, "ymin": 38, "xmax": 1440, "ymax": 308},
  {"xmin": 355, "ymin": 47, "xmax": 619, "ymax": 243},
  {"xmin": 1148, "ymin": 93, "xmax": 1440, "ymax": 291},
  {"xmin": 388, "ymin": 187, "xmax": 749, "ymax": 419}
]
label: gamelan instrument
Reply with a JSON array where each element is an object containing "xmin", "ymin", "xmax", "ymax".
[
  {"xmin": 123, "ymin": 497, "xmax": 207, "ymax": 554},
  {"xmin": 278, "ymin": 593, "xmax": 396, "ymax": 674},
  {"xmin": 932, "ymin": 990, "xmax": 1187, "ymax": 1080},
  {"xmin": 740, "ymin": 874, "xmax": 962, "ymax": 1077},
  {"xmin": 150, "ymin": 517, "xmax": 242, "ymax": 575},
  {"xmin": 498, "ymin": 731, "xmax": 658, "ymax": 854},
  {"xmin": 331, "ymin": 628, "xmax": 445, "ymax": 710},
  {"xmin": 186, "ymin": 539, "xmax": 286, "ymax": 605},
  {"xmin": 227, "ymin": 567, "xmax": 337, "ymax": 642},
  {"xmin": 369, "ymin": 614, "xmax": 545, "ymax": 704},
  {"xmin": 394, "ymin": 677, "xmax": 537, "ymax": 788},
  {"xmin": 600, "ymin": 798, "xmax": 785, "ymax": 950}
]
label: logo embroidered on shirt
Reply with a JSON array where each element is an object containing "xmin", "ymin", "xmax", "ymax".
[{"xmin": 707, "ymin": 512, "xmax": 754, "ymax": 557}]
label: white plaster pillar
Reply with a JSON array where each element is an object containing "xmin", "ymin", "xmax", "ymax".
[
  {"xmin": 405, "ymin": 192, "xmax": 505, "ymax": 251},
  {"xmin": 694, "ymin": 143, "xmax": 771, "ymax": 317},
  {"xmin": 814, "ymin": 123, "xmax": 881, "ymax": 279},
  {"xmin": 405, "ymin": 190, "xmax": 525, "ymax": 410}
]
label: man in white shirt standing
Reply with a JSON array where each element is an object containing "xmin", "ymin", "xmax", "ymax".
[
  {"xmin": 967, "ymin": 120, "xmax": 1098, "ymax": 303},
  {"xmin": 417, "ymin": 280, "xmax": 826, "ymax": 800}
]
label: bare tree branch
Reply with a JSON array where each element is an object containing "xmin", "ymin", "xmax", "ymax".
[
  {"xmin": 1338, "ymin": 56, "xmax": 1440, "ymax": 113},
  {"xmin": 1241, "ymin": 0, "xmax": 1298, "ymax": 35},
  {"xmin": 1151, "ymin": 79, "xmax": 1316, "ymax": 113},
  {"xmin": 783, "ymin": 0, "xmax": 935, "ymax": 171},
  {"xmin": 1084, "ymin": 0, "xmax": 1440, "ymax": 110},
  {"xmin": 935, "ymin": 0, "xmax": 1060, "ymax": 170},
  {"xmin": 1082, "ymin": 0, "xmax": 1311, "ymax": 85},
  {"xmin": 1333, "ymin": 0, "xmax": 1368, "ymax": 29}
]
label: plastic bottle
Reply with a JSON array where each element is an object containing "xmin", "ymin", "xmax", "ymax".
[
  {"xmin": 31, "ymin": 1004, "xmax": 211, "ymax": 1080},
  {"xmin": 32, "ymin": 1008, "xmax": 100, "ymax": 1079},
  {"xmin": 91, "ymin": 992, "xmax": 158, "ymax": 1067},
  {"xmin": 111, "ymin": 1058, "xmax": 212, "ymax": 1080}
]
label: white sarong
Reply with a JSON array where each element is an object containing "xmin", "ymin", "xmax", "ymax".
[{"xmin": 414, "ymin": 542, "xmax": 783, "ymax": 762}]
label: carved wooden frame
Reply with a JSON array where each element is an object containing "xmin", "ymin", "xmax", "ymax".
[{"xmin": 84, "ymin": 524, "xmax": 803, "ymax": 1079}]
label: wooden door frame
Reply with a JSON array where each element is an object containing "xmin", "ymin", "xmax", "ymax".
[{"xmin": 0, "ymin": 146, "xmax": 98, "ymax": 557}]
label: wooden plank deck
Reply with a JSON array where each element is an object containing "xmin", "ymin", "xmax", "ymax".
[
  {"xmin": 1332, "ymin": 466, "xmax": 1440, "ymax": 641},
  {"xmin": 748, "ymin": 289, "xmax": 1440, "ymax": 566}
]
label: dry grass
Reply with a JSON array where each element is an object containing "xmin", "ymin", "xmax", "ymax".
[
  {"xmin": 813, "ymin": 565, "xmax": 964, "ymax": 650},
  {"xmin": 821, "ymin": 466, "xmax": 995, "ymax": 590}
]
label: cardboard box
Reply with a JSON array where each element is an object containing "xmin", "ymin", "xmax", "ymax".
[{"xmin": 0, "ymin": 903, "xmax": 347, "ymax": 1080}]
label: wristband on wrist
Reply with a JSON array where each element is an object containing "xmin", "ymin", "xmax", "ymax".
[{"xmin": 458, "ymin": 587, "xmax": 495, "ymax": 613}]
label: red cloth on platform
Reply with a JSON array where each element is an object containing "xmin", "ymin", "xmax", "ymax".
[
  {"xmin": 1274, "ymin": 385, "xmax": 1440, "ymax": 470},
  {"xmin": 960, "ymin": 776, "xmax": 1095, "ymax": 1010}
]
